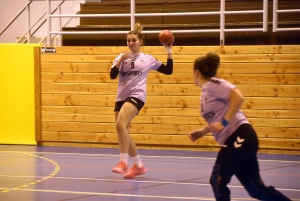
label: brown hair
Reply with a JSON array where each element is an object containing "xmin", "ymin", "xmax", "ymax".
[
  {"xmin": 193, "ymin": 52, "xmax": 220, "ymax": 79},
  {"xmin": 128, "ymin": 22, "xmax": 143, "ymax": 40}
]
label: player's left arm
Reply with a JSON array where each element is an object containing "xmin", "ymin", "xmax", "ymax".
[
  {"xmin": 156, "ymin": 39, "xmax": 174, "ymax": 75},
  {"xmin": 223, "ymin": 88, "xmax": 244, "ymax": 122},
  {"xmin": 156, "ymin": 59, "xmax": 173, "ymax": 75},
  {"xmin": 164, "ymin": 36, "xmax": 174, "ymax": 59},
  {"xmin": 208, "ymin": 88, "xmax": 244, "ymax": 133}
]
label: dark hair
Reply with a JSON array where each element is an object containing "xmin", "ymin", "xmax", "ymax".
[
  {"xmin": 193, "ymin": 52, "xmax": 220, "ymax": 79},
  {"xmin": 127, "ymin": 22, "xmax": 143, "ymax": 40}
]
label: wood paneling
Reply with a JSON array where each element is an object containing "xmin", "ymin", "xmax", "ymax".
[
  {"xmin": 39, "ymin": 45, "xmax": 300, "ymax": 154},
  {"xmin": 40, "ymin": 131, "xmax": 299, "ymax": 150},
  {"xmin": 43, "ymin": 45, "xmax": 300, "ymax": 55},
  {"xmin": 42, "ymin": 106, "xmax": 300, "ymax": 119},
  {"xmin": 41, "ymin": 72, "xmax": 300, "ymax": 85},
  {"xmin": 41, "ymin": 54, "xmax": 300, "ymax": 63},
  {"xmin": 41, "ymin": 62, "xmax": 300, "ymax": 73},
  {"xmin": 34, "ymin": 47, "xmax": 42, "ymax": 141},
  {"xmin": 41, "ymin": 94, "xmax": 300, "ymax": 110},
  {"xmin": 41, "ymin": 83, "xmax": 300, "ymax": 97}
]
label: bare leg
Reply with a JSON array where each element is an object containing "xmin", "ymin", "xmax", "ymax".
[
  {"xmin": 114, "ymin": 102, "xmax": 146, "ymax": 177},
  {"xmin": 128, "ymin": 136, "xmax": 138, "ymax": 157},
  {"xmin": 115, "ymin": 102, "xmax": 138, "ymax": 153}
]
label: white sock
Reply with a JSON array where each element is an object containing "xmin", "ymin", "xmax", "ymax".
[
  {"xmin": 131, "ymin": 155, "xmax": 143, "ymax": 168},
  {"xmin": 120, "ymin": 153, "xmax": 128, "ymax": 164}
]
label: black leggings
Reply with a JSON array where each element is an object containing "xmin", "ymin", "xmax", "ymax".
[{"xmin": 210, "ymin": 124, "xmax": 291, "ymax": 201}]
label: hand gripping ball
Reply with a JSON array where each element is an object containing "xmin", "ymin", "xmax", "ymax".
[{"xmin": 158, "ymin": 29, "xmax": 174, "ymax": 46}]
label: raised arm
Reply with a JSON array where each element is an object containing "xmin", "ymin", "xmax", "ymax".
[
  {"xmin": 156, "ymin": 59, "xmax": 173, "ymax": 75},
  {"xmin": 156, "ymin": 37, "xmax": 174, "ymax": 75}
]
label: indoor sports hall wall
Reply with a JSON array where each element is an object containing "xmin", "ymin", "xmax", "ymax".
[
  {"xmin": 0, "ymin": 44, "xmax": 41, "ymax": 145},
  {"xmin": 39, "ymin": 45, "xmax": 300, "ymax": 154}
]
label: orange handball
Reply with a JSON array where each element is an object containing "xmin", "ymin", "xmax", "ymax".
[{"xmin": 158, "ymin": 29, "xmax": 174, "ymax": 45}]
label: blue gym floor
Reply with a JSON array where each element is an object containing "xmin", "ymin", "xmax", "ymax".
[{"xmin": 0, "ymin": 145, "xmax": 299, "ymax": 201}]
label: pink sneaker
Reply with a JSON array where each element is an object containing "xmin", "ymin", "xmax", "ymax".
[
  {"xmin": 112, "ymin": 162, "xmax": 128, "ymax": 174},
  {"xmin": 124, "ymin": 164, "xmax": 147, "ymax": 178}
]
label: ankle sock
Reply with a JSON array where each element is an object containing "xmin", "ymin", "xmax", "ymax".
[
  {"xmin": 131, "ymin": 155, "xmax": 143, "ymax": 168},
  {"xmin": 120, "ymin": 153, "xmax": 128, "ymax": 164}
]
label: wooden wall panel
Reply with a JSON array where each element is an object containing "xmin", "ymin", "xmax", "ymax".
[
  {"xmin": 41, "ymin": 54, "xmax": 300, "ymax": 63},
  {"xmin": 41, "ymin": 83, "xmax": 300, "ymax": 97},
  {"xmin": 34, "ymin": 47, "xmax": 42, "ymax": 142},
  {"xmin": 41, "ymin": 72, "xmax": 300, "ymax": 85},
  {"xmin": 41, "ymin": 62, "xmax": 300, "ymax": 73},
  {"xmin": 39, "ymin": 45, "xmax": 300, "ymax": 154}
]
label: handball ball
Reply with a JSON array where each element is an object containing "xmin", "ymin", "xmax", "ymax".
[{"xmin": 158, "ymin": 29, "xmax": 173, "ymax": 45}]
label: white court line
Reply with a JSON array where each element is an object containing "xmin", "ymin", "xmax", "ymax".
[
  {"xmin": 0, "ymin": 174, "xmax": 299, "ymax": 192},
  {"xmin": 0, "ymin": 187, "xmax": 299, "ymax": 201},
  {"xmin": 0, "ymin": 187, "xmax": 259, "ymax": 201},
  {"xmin": 1, "ymin": 150, "xmax": 300, "ymax": 163},
  {"xmin": 1, "ymin": 149, "xmax": 299, "ymax": 200}
]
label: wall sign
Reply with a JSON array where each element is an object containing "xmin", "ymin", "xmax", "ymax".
[{"xmin": 41, "ymin": 47, "xmax": 56, "ymax": 53}]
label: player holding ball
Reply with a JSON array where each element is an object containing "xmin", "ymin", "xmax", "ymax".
[
  {"xmin": 158, "ymin": 29, "xmax": 174, "ymax": 46},
  {"xmin": 109, "ymin": 23, "xmax": 174, "ymax": 178}
]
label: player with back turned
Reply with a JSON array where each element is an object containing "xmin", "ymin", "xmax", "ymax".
[
  {"xmin": 110, "ymin": 22, "xmax": 174, "ymax": 178},
  {"xmin": 189, "ymin": 52, "xmax": 291, "ymax": 201}
]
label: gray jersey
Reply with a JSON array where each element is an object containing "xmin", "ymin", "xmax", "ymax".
[
  {"xmin": 113, "ymin": 52, "xmax": 162, "ymax": 102},
  {"xmin": 200, "ymin": 77, "xmax": 250, "ymax": 145}
]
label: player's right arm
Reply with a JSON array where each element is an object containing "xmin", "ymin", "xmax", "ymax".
[
  {"xmin": 110, "ymin": 52, "xmax": 132, "ymax": 79},
  {"xmin": 188, "ymin": 125, "xmax": 210, "ymax": 142},
  {"xmin": 110, "ymin": 65, "xmax": 119, "ymax": 79}
]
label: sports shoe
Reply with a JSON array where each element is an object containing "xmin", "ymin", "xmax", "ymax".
[
  {"xmin": 112, "ymin": 162, "xmax": 128, "ymax": 174},
  {"xmin": 124, "ymin": 164, "xmax": 147, "ymax": 178}
]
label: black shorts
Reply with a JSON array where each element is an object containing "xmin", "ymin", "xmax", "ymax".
[{"xmin": 114, "ymin": 97, "xmax": 145, "ymax": 114}]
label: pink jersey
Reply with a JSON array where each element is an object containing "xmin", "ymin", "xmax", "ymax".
[
  {"xmin": 200, "ymin": 77, "xmax": 250, "ymax": 145},
  {"xmin": 112, "ymin": 52, "xmax": 162, "ymax": 102}
]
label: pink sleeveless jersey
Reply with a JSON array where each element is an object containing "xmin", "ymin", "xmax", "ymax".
[
  {"xmin": 200, "ymin": 77, "xmax": 250, "ymax": 145},
  {"xmin": 112, "ymin": 52, "xmax": 162, "ymax": 102}
]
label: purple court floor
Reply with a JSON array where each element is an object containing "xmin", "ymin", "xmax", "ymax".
[{"xmin": 0, "ymin": 145, "xmax": 299, "ymax": 201}]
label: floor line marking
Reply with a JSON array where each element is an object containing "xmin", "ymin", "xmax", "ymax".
[
  {"xmin": 1, "ymin": 150, "xmax": 300, "ymax": 163},
  {"xmin": 0, "ymin": 162, "xmax": 298, "ymax": 179},
  {"xmin": 0, "ymin": 152, "xmax": 60, "ymax": 193},
  {"xmin": 0, "ymin": 187, "xmax": 263, "ymax": 201},
  {"xmin": 0, "ymin": 175, "xmax": 299, "ymax": 192},
  {"xmin": 0, "ymin": 161, "xmax": 299, "ymax": 177}
]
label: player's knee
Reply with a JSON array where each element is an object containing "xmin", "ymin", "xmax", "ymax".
[{"xmin": 115, "ymin": 121, "xmax": 127, "ymax": 132}]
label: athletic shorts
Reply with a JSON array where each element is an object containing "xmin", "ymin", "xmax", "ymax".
[{"xmin": 114, "ymin": 97, "xmax": 145, "ymax": 114}]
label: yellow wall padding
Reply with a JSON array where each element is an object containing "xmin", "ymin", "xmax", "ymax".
[{"xmin": 0, "ymin": 44, "xmax": 40, "ymax": 145}]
